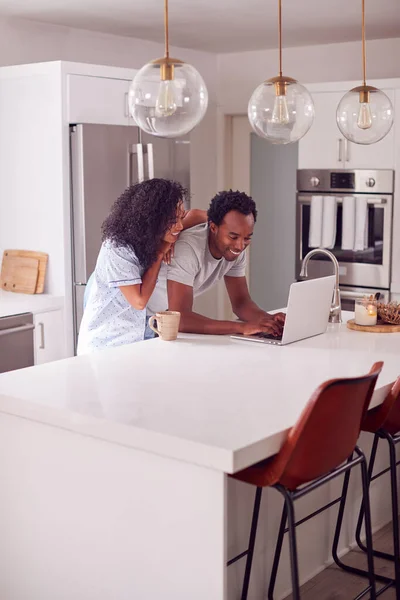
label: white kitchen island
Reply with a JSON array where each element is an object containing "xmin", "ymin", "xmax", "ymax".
[{"xmin": 0, "ymin": 313, "xmax": 399, "ymax": 600}]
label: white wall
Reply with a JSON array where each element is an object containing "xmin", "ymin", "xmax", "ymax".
[
  {"xmin": 218, "ymin": 37, "xmax": 400, "ymax": 113},
  {"xmin": 0, "ymin": 17, "xmax": 218, "ymax": 97}
]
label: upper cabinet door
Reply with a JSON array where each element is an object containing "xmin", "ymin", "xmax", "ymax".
[
  {"xmin": 298, "ymin": 91, "xmax": 345, "ymax": 169},
  {"xmin": 67, "ymin": 75, "xmax": 134, "ymax": 126},
  {"xmin": 298, "ymin": 88, "xmax": 396, "ymax": 170},
  {"xmin": 345, "ymin": 89, "xmax": 395, "ymax": 169}
]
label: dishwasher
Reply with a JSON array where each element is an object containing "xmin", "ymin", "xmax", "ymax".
[{"xmin": 0, "ymin": 313, "xmax": 35, "ymax": 374}]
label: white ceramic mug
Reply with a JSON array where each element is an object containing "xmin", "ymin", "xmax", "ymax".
[{"xmin": 148, "ymin": 311, "xmax": 181, "ymax": 341}]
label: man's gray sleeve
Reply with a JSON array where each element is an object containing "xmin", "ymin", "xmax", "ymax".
[{"xmin": 167, "ymin": 240, "xmax": 200, "ymax": 287}]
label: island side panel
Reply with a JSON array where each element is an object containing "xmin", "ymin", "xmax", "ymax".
[{"xmin": 0, "ymin": 412, "xmax": 227, "ymax": 600}]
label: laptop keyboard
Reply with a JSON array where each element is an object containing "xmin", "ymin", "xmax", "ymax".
[{"xmin": 254, "ymin": 332, "xmax": 283, "ymax": 341}]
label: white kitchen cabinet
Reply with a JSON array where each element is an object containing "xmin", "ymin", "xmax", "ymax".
[
  {"xmin": 344, "ymin": 89, "xmax": 395, "ymax": 169},
  {"xmin": 299, "ymin": 91, "xmax": 344, "ymax": 169},
  {"xmin": 299, "ymin": 89, "xmax": 395, "ymax": 170},
  {"xmin": 68, "ymin": 74, "xmax": 134, "ymax": 126},
  {"xmin": 34, "ymin": 310, "xmax": 65, "ymax": 365}
]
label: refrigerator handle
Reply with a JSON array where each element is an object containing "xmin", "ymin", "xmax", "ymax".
[
  {"xmin": 146, "ymin": 143, "xmax": 154, "ymax": 179},
  {"xmin": 129, "ymin": 143, "xmax": 145, "ymax": 184},
  {"xmin": 70, "ymin": 125, "xmax": 87, "ymax": 284},
  {"xmin": 136, "ymin": 144, "xmax": 145, "ymax": 182}
]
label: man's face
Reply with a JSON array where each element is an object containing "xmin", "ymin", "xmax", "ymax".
[{"xmin": 209, "ymin": 210, "xmax": 255, "ymax": 261}]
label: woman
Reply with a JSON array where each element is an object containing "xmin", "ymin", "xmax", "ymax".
[{"xmin": 77, "ymin": 178, "xmax": 206, "ymax": 354}]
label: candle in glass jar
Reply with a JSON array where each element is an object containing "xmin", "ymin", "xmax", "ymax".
[{"xmin": 354, "ymin": 299, "xmax": 377, "ymax": 326}]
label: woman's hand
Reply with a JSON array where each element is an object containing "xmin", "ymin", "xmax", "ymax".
[
  {"xmin": 182, "ymin": 209, "xmax": 208, "ymax": 230},
  {"xmin": 158, "ymin": 241, "xmax": 174, "ymax": 264},
  {"xmin": 163, "ymin": 243, "xmax": 175, "ymax": 265}
]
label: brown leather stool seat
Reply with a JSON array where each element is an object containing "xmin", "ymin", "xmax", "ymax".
[{"xmin": 227, "ymin": 362, "xmax": 383, "ymax": 600}]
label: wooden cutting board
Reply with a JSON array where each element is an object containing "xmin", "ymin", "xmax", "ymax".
[
  {"xmin": 3, "ymin": 249, "xmax": 48, "ymax": 293},
  {"xmin": 347, "ymin": 318, "xmax": 400, "ymax": 333},
  {"xmin": 0, "ymin": 254, "xmax": 39, "ymax": 294}
]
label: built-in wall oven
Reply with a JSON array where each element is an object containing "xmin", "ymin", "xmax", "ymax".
[{"xmin": 296, "ymin": 169, "xmax": 394, "ymax": 311}]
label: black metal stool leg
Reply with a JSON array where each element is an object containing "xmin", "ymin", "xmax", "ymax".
[
  {"xmin": 359, "ymin": 450, "xmax": 377, "ymax": 600},
  {"xmin": 332, "ymin": 452, "xmax": 377, "ymax": 598},
  {"xmin": 268, "ymin": 503, "xmax": 288, "ymax": 600},
  {"xmin": 356, "ymin": 432, "xmax": 400, "ymax": 568},
  {"xmin": 355, "ymin": 433, "xmax": 379, "ymax": 553},
  {"xmin": 385, "ymin": 432, "xmax": 400, "ymax": 597},
  {"xmin": 330, "ymin": 448, "xmax": 394, "ymax": 596},
  {"xmin": 275, "ymin": 485, "xmax": 301, "ymax": 600},
  {"xmin": 240, "ymin": 486, "xmax": 263, "ymax": 600},
  {"xmin": 332, "ymin": 460, "xmax": 352, "ymax": 567}
]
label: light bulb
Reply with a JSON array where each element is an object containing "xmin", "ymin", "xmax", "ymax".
[
  {"xmin": 271, "ymin": 94, "xmax": 290, "ymax": 125},
  {"xmin": 357, "ymin": 101, "xmax": 373, "ymax": 130},
  {"xmin": 155, "ymin": 80, "xmax": 177, "ymax": 118}
]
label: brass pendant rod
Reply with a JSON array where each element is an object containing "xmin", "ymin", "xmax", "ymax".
[
  {"xmin": 164, "ymin": 0, "xmax": 170, "ymax": 59},
  {"xmin": 278, "ymin": 0, "xmax": 283, "ymax": 77},
  {"xmin": 361, "ymin": 0, "xmax": 367, "ymax": 86}
]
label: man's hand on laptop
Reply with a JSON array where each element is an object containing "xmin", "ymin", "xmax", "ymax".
[
  {"xmin": 240, "ymin": 317, "xmax": 283, "ymax": 338},
  {"xmin": 273, "ymin": 312, "xmax": 286, "ymax": 327}
]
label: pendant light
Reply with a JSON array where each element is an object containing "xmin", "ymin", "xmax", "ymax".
[
  {"xmin": 336, "ymin": 0, "xmax": 394, "ymax": 145},
  {"xmin": 129, "ymin": 0, "xmax": 208, "ymax": 138},
  {"xmin": 248, "ymin": 0, "xmax": 314, "ymax": 145}
]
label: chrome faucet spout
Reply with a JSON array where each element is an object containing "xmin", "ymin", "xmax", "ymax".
[
  {"xmin": 300, "ymin": 249, "xmax": 341, "ymax": 323},
  {"xmin": 299, "ymin": 264, "xmax": 308, "ymax": 278}
]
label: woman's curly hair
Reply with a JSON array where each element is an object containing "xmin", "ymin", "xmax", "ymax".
[{"xmin": 102, "ymin": 178, "xmax": 189, "ymax": 270}]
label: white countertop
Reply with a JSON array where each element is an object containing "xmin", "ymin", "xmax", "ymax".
[
  {"xmin": 0, "ymin": 289, "xmax": 63, "ymax": 318},
  {"xmin": 0, "ymin": 312, "xmax": 398, "ymax": 473}
]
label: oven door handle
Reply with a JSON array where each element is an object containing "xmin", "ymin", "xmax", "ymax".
[
  {"xmin": 298, "ymin": 197, "xmax": 387, "ymax": 205},
  {"xmin": 340, "ymin": 290, "xmax": 367, "ymax": 299}
]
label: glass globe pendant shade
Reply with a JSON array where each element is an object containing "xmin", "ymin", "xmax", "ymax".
[
  {"xmin": 129, "ymin": 58, "xmax": 208, "ymax": 138},
  {"xmin": 248, "ymin": 76, "xmax": 315, "ymax": 144},
  {"xmin": 336, "ymin": 85, "xmax": 394, "ymax": 145}
]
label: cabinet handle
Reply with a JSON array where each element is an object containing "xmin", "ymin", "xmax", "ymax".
[
  {"xmin": 39, "ymin": 322, "xmax": 45, "ymax": 349},
  {"xmin": 337, "ymin": 138, "xmax": 343, "ymax": 162}
]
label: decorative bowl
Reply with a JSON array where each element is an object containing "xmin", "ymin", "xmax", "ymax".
[{"xmin": 377, "ymin": 301, "xmax": 400, "ymax": 325}]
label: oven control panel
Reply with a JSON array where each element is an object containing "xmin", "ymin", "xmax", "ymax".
[
  {"xmin": 330, "ymin": 172, "xmax": 355, "ymax": 189},
  {"xmin": 297, "ymin": 169, "xmax": 394, "ymax": 194}
]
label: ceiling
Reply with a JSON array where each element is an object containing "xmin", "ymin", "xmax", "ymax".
[{"xmin": 0, "ymin": 0, "xmax": 398, "ymax": 54}]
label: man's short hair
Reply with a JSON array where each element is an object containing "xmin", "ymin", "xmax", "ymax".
[{"xmin": 207, "ymin": 190, "xmax": 257, "ymax": 226}]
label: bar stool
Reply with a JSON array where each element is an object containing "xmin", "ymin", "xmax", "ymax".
[
  {"xmin": 228, "ymin": 362, "xmax": 383, "ymax": 600},
  {"xmin": 335, "ymin": 376, "xmax": 400, "ymax": 597}
]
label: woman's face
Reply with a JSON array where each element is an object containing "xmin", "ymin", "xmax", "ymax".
[{"xmin": 163, "ymin": 202, "xmax": 185, "ymax": 244}]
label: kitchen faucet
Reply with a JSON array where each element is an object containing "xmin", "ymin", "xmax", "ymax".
[{"xmin": 300, "ymin": 249, "xmax": 342, "ymax": 323}]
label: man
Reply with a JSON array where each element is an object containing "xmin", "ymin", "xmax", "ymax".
[{"xmin": 167, "ymin": 190, "xmax": 285, "ymax": 337}]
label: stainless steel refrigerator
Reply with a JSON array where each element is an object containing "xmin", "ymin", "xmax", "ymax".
[{"xmin": 70, "ymin": 123, "xmax": 190, "ymax": 351}]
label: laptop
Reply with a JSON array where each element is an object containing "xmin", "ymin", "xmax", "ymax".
[{"xmin": 231, "ymin": 275, "xmax": 336, "ymax": 346}]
